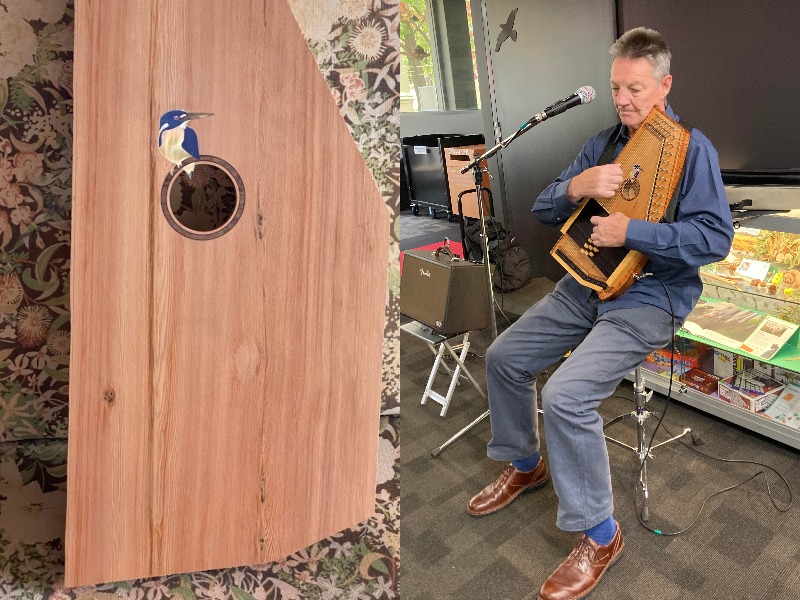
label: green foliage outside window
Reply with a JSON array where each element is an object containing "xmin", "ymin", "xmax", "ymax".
[{"xmin": 400, "ymin": 0, "xmax": 435, "ymax": 110}]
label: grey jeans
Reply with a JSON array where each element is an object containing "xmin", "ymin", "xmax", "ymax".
[{"xmin": 485, "ymin": 276, "xmax": 677, "ymax": 531}]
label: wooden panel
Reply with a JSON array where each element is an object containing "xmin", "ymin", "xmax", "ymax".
[
  {"xmin": 445, "ymin": 145, "xmax": 490, "ymax": 219},
  {"xmin": 66, "ymin": 0, "xmax": 388, "ymax": 586}
]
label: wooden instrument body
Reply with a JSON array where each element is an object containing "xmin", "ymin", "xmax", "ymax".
[
  {"xmin": 550, "ymin": 107, "xmax": 690, "ymax": 299},
  {"xmin": 66, "ymin": 0, "xmax": 388, "ymax": 586}
]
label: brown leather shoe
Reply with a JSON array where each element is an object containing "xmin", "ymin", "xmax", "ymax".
[
  {"xmin": 538, "ymin": 522, "xmax": 624, "ymax": 600},
  {"xmin": 467, "ymin": 459, "xmax": 549, "ymax": 517}
]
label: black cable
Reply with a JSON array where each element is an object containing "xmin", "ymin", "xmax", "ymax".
[
  {"xmin": 637, "ymin": 470, "xmax": 788, "ymax": 536},
  {"xmin": 660, "ymin": 420, "xmax": 793, "ymax": 513},
  {"xmin": 484, "ymin": 215, "xmax": 515, "ymax": 328},
  {"xmin": 629, "ymin": 272, "xmax": 793, "ymax": 536},
  {"xmin": 634, "ymin": 426, "xmax": 793, "ymax": 536},
  {"xmin": 609, "ymin": 393, "xmax": 636, "ymax": 403},
  {"xmin": 632, "ymin": 272, "xmax": 676, "ymax": 463},
  {"xmin": 495, "ymin": 303, "xmax": 513, "ymax": 328}
]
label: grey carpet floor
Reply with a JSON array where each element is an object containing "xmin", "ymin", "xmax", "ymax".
[{"xmin": 400, "ymin": 325, "xmax": 800, "ymax": 600}]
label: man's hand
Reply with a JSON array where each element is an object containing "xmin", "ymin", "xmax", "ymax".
[
  {"xmin": 589, "ymin": 213, "xmax": 630, "ymax": 247},
  {"xmin": 566, "ymin": 164, "xmax": 623, "ymax": 203}
]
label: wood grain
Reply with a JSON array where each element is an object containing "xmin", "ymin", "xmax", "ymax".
[{"xmin": 67, "ymin": 0, "xmax": 388, "ymax": 585}]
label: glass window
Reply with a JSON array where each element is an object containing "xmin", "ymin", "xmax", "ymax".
[{"xmin": 400, "ymin": 0, "xmax": 481, "ymax": 112}]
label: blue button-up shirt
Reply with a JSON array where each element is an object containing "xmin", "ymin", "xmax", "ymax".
[{"xmin": 533, "ymin": 105, "xmax": 734, "ymax": 320}]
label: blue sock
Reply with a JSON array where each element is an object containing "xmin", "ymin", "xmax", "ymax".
[
  {"xmin": 511, "ymin": 451, "xmax": 541, "ymax": 473},
  {"xmin": 584, "ymin": 515, "xmax": 617, "ymax": 546}
]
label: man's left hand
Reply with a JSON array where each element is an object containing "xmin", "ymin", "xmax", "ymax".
[{"xmin": 589, "ymin": 213, "xmax": 630, "ymax": 247}]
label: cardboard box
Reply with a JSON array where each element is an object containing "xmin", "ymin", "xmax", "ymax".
[
  {"xmin": 753, "ymin": 360, "xmax": 774, "ymax": 378},
  {"xmin": 643, "ymin": 362, "xmax": 685, "ymax": 380},
  {"xmin": 646, "ymin": 343, "xmax": 705, "ymax": 372},
  {"xmin": 712, "ymin": 350, "xmax": 754, "ymax": 378},
  {"xmin": 713, "ymin": 349, "xmax": 735, "ymax": 378},
  {"xmin": 682, "ymin": 368, "xmax": 721, "ymax": 395},
  {"xmin": 772, "ymin": 366, "xmax": 800, "ymax": 387},
  {"xmin": 718, "ymin": 369, "xmax": 785, "ymax": 412}
]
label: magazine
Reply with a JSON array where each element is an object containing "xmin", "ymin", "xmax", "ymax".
[
  {"xmin": 763, "ymin": 383, "xmax": 800, "ymax": 429},
  {"xmin": 682, "ymin": 300, "xmax": 799, "ymax": 360}
]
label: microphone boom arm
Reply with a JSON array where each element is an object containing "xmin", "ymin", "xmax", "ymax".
[
  {"xmin": 460, "ymin": 85, "xmax": 594, "ymax": 174},
  {"xmin": 459, "ymin": 120, "xmax": 537, "ymax": 175}
]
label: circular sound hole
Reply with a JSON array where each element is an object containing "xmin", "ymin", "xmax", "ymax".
[
  {"xmin": 169, "ymin": 163, "xmax": 236, "ymax": 231},
  {"xmin": 620, "ymin": 179, "xmax": 640, "ymax": 201},
  {"xmin": 160, "ymin": 157, "xmax": 245, "ymax": 240}
]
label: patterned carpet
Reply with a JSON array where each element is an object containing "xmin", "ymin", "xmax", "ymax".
[
  {"xmin": 2, "ymin": 417, "xmax": 399, "ymax": 599},
  {"xmin": 401, "ymin": 325, "xmax": 800, "ymax": 600},
  {"xmin": 0, "ymin": 1, "xmax": 399, "ymax": 598}
]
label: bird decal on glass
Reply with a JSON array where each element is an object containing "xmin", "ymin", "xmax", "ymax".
[
  {"xmin": 495, "ymin": 8, "xmax": 518, "ymax": 53},
  {"xmin": 158, "ymin": 110, "xmax": 214, "ymax": 178}
]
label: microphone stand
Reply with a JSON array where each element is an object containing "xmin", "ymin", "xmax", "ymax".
[
  {"xmin": 430, "ymin": 117, "xmax": 544, "ymax": 458},
  {"xmin": 467, "ymin": 152, "xmax": 497, "ymax": 340},
  {"xmin": 459, "ymin": 116, "xmax": 542, "ymax": 341}
]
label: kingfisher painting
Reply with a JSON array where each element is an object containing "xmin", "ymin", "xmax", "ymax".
[{"xmin": 158, "ymin": 110, "xmax": 214, "ymax": 177}]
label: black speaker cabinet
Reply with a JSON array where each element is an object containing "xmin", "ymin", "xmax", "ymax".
[{"xmin": 401, "ymin": 249, "xmax": 490, "ymax": 335}]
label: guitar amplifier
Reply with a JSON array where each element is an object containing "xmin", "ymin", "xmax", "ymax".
[{"xmin": 401, "ymin": 248, "xmax": 490, "ymax": 335}]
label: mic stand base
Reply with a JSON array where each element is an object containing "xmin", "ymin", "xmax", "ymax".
[{"xmin": 431, "ymin": 409, "xmax": 489, "ymax": 458}]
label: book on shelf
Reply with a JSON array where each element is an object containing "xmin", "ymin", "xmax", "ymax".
[
  {"xmin": 681, "ymin": 299, "xmax": 798, "ymax": 361},
  {"xmin": 763, "ymin": 383, "xmax": 800, "ymax": 429}
]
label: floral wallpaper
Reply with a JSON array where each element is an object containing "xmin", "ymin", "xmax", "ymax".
[
  {"xmin": 0, "ymin": 0, "xmax": 399, "ymax": 598},
  {"xmin": 288, "ymin": 0, "xmax": 401, "ymax": 414},
  {"xmin": 0, "ymin": 1, "xmax": 73, "ymax": 444}
]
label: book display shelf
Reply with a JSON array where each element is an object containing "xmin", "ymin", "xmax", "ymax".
[{"xmin": 638, "ymin": 212, "xmax": 800, "ymax": 450}]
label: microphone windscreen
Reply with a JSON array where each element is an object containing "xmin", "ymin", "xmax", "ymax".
[{"xmin": 577, "ymin": 86, "xmax": 596, "ymax": 104}]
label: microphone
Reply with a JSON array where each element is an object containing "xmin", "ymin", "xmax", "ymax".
[{"xmin": 525, "ymin": 86, "xmax": 595, "ymax": 126}]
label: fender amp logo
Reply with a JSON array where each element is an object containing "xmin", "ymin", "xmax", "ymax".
[{"xmin": 419, "ymin": 268, "xmax": 431, "ymax": 278}]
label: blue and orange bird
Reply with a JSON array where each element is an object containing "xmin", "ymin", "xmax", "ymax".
[{"xmin": 157, "ymin": 110, "xmax": 214, "ymax": 177}]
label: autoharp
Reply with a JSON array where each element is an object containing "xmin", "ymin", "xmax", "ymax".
[{"xmin": 550, "ymin": 106, "xmax": 690, "ymax": 300}]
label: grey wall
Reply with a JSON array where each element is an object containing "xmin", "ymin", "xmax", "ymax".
[{"xmin": 480, "ymin": 0, "xmax": 618, "ymax": 281}]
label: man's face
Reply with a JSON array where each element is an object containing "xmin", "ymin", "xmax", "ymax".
[{"xmin": 610, "ymin": 56, "xmax": 672, "ymax": 132}]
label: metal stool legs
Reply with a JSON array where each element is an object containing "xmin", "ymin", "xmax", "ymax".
[
  {"xmin": 420, "ymin": 331, "xmax": 485, "ymax": 417},
  {"xmin": 400, "ymin": 321, "xmax": 486, "ymax": 419},
  {"xmin": 603, "ymin": 365, "xmax": 691, "ymax": 521}
]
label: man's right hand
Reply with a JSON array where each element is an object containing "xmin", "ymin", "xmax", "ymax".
[{"xmin": 566, "ymin": 164, "xmax": 624, "ymax": 203}]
